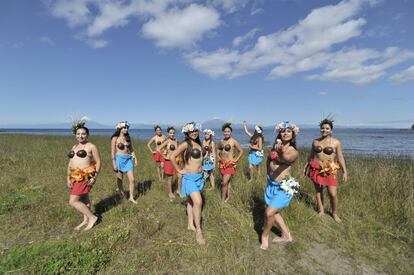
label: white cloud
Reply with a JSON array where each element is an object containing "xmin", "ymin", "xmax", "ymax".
[
  {"xmin": 318, "ymin": 91, "xmax": 328, "ymax": 96},
  {"xmin": 187, "ymin": 0, "xmax": 414, "ymax": 83},
  {"xmin": 40, "ymin": 36, "xmax": 55, "ymax": 46},
  {"xmin": 45, "ymin": 0, "xmax": 220, "ymax": 49},
  {"xmin": 233, "ymin": 28, "xmax": 260, "ymax": 47},
  {"xmin": 390, "ymin": 65, "xmax": 414, "ymax": 83},
  {"xmin": 86, "ymin": 39, "xmax": 110, "ymax": 49},
  {"xmin": 47, "ymin": 0, "xmax": 92, "ymax": 28},
  {"xmin": 142, "ymin": 4, "xmax": 220, "ymax": 48},
  {"xmin": 251, "ymin": 8, "xmax": 264, "ymax": 16},
  {"xmin": 210, "ymin": 0, "xmax": 248, "ymax": 13}
]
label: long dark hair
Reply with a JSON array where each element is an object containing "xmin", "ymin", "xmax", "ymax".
[
  {"xmin": 250, "ymin": 126, "xmax": 264, "ymax": 145},
  {"xmin": 274, "ymin": 129, "xmax": 297, "ymax": 150},
  {"xmin": 111, "ymin": 128, "xmax": 131, "ymax": 142},
  {"xmin": 184, "ymin": 133, "xmax": 202, "ymax": 163}
]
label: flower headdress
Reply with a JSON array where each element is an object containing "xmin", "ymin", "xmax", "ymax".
[
  {"xmin": 70, "ymin": 116, "xmax": 89, "ymax": 134},
  {"xmin": 203, "ymin": 129, "xmax": 215, "ymax": 136},
  {"xmin": 116, "ymin": 121, "xmax": 130, "ymax": 129},
  {"xmin": 275, "ymin": 121, "xmax": 300, "ymax": 134},
  {"xmin": 254, "ymin": 125, "xmax": 263, "ymax": 134},
  {"xmin": 182, "ymin": 122, "xmax": 202, "ymax": 133}
]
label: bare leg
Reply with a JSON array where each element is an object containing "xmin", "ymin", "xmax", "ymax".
[
  {"xmin": 126, "ymin": 171, "xmax": 137, "ymax": 204},
  {"xmin": 155, "ymin": 162, "xmax": 162, "ymax": 181},
  {"xmin": 209, "ymin": 171, "xmax": 215, "ymax": 189},
  {"xmin": 221, "ymin": 174, "xmax": 231, "ymax": 202},
  {"xmin": 313, "ymin": 183, "xmax": 324, "ymax": 215},
  {"xmin": 176, "ymin": 174, "xmax": 182, "ymax": 195},
  {"xmin": 166, "ymin": 175, "xmax": 174, "ymax": 198},
  {"xmin": 160, "ymin": 162, "xmax": 165, "ymax": 180},
  {"xmin": 260, "ymin": 206, "xmax": 277, "ymax": 250},
  {"xmin": 189, "ymin": 192, "xmax": 205, "ymax": 245},
  {"xmin": 327, "ymin": 186, "xmax": 341, "ymax": 223},
  {"xmin": 116, "ymin": 173, "xmax": 126, "ymax": 198},
  {"xmin": 272, "ymin": 212, "xmax": 292, "ymax": 243},
  {"xmin": 69, "ymin": 194, "xmax": 98, "ymax": 231},
  {"xmin": 186, "ymin": 201, "xmax": 196, "ymax": 231},
  {"xmin": 74, "ymin": 196, "xmax": 89, "ymax": 230},
  {"xmin": 248, "ymin": 164, "xmax": 253, "ymax": 180}
]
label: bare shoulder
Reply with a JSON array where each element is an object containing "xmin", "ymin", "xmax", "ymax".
[
  {"xmin": 87, "ymin": 142, "xmax": 98, "ymax": 150},
  {"xmin": 331, "ymin": 137, "xmax": 342, "ymax": 146}
]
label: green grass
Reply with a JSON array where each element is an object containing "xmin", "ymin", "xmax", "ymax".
[{"xmin": 0, "ymin": 134, "xmax": 413, "ymax": 274}]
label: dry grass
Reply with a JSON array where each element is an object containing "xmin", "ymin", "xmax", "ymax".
[{"xmin": 0, "ymin": 134, "xmax": 413, "ymax": 274}]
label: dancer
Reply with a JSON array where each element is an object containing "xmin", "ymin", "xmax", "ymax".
[
  {"xmin": 217, "ymin": 123, "xmax": 243, "ymax": 202},
  {"xmin": 147, "ymin": 125, "xmax": 166, "ymax": 181},
  {"xmin": 111, "ymin": 121, "xmax": 138, "ymax": 204},
  {"xmin": 202, "ymin": 129, "xmax": 216, "ymax": 190},
  {"xmin": 158, "ymin": 126, "xmax": 181, "ymax": 199},
  {"xmin": 67, "ymin": 118, "xmax": 101, "ymax": 230},
  {"xmin": 304, "ymin": 118, "xmax": 348, "ymax": 223},
  {"xmin": 260, "ymin": 122, "xmax": 300, "ymax": 250},
  {"xmin": 170, "ymin": 122, "xmax": 206, "ymax": 245},
  {"xmin": 243, "ymin": 121, "xmax": 264, "ymax": 180}
]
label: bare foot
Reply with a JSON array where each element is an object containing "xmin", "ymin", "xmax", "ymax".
[
  {"xmin": 84, "ymin": 216, "xmax": 98, "ymax": 231},
  {"xmin": 168, "ymin": 193, "xmax": 175, "ymax": 199},
  {"xmin": 129, "ymin": 198, "xmax": 138, "ymax": 204},
  {"xmin": 272, "ymin": 232, "xmax": 293, "ymax": 244},
  {"xmin": 74, "ymin": 217, "xmax": 88, "ymax": 231},
  {"xmin": 196, "ymin": 230, "xmax": 206, "ymax": 245},
  {"xmin": 224, "ymin": 197, "xmax": 230, "ymax": 203},
  {"xmin": 332, "ymin": 214, "xmax": 342, "ymax": 223},
  {"xmin": 317, "ymin": 211, "xmax": 325, "ymax": 217},
  {"xmin": 116, "ymin": 188, "xmax": 127, "ymax": 199},
  {"xmin": 260, "ymin": 234, "xmax": 269, "ymax": 250},
  {"xmin": 187, "ymin": 225, "xmax": 196, "ymax": 232}
]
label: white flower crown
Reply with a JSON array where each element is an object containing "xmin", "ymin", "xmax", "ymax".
[
  {"xmin": 182, "ymin": 122, "xmax": 202, "ymax": 133},
  {"xmin": 275, "ymin": 121, "xmax": 300, "ymax": 134},
  {"xmin": 203, "ymin": 129, "xmax": 215, "ymax": 136},
  {"xmin": 254, "ymin": 125, "xmax": 262, "ymax": 134},
  {"xmin": 116, "ymin": 121, "xmax": 130, "ymax": 129}
]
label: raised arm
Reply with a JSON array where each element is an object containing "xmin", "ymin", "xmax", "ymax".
[
  {"xmin": 243, "ymin": 121, "xmax": 253, "ymax": 137},
  {"xmin": 336, "ymin": 141, "xmax": 348, "ymax": 182},
  {"xmin": 276, "ymin": 144, "xmax": 298, "ymax": 165}
]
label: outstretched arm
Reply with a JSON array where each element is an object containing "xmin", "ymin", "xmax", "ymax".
[{"xmin": 243, "ymin": 121, "xmax": 253, "ymax": 137}]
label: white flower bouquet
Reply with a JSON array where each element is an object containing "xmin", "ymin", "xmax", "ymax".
[{"xmin": 279, "ymin": 176, "xmax": 300, "ymax": 197}]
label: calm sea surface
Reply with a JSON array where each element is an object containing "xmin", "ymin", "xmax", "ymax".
[{"xmin": 1, "ymin": 128, "xmax": 413, "ymax": 158}]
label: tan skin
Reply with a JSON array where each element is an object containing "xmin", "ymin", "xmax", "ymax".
[
  {"xmin": 147, "ymin": 127, "xmax": 166, "ymax": 181},
  {"xmin": 111, "ymin": 127, "xmax": 138, "ymax": 204},
  {"xmin": 260, "ymin": 128, "xmax": 298, "ymax": 250},
  {"xmin": 303, "ymin": 123, "xmax": 348, "ymax": 223},
  {"xmin": 67, "ymin": 128, "xmax": 101, "ymax": 231},
  {"xmin": 170, "ymin": 130, "xmax": 205, "ymax": 245},
  {"xmin": 218, "ymin": 127, "xmax": 243, "ymax": 202},
  {"xmin": 158, "ymin": 128, "xmax": 182, "ymax": 199},
  {"xmin": 202, "ymin": 132, "xmax": 216, "ymax": 190},
  {"xmin": 243, "ymin": 121, "xmax": 264, "ymax": 180}
]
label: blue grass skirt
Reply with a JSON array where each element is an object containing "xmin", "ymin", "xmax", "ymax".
[
  {"xmin": 264, "ymin": 177, "xmax": 293, "ymax": 209},
  {"xmin": 181, "ymin": 173, "xmax": 204, "ymax": 197},
  {"xmin": 115, "ymin": 154, "xmax": 133, "ymax": 173},
  {"xmin": 248, "ymin": 150, "xmax": 263, "ymax": 166},
  {"xmin": 202, "ymin": 159, "xmax": 214, "ymax": 171}
]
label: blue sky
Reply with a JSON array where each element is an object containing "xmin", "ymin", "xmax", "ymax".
[{"xmin": 0, "ymin": 0, "xmax": 413, "ymax": 127}]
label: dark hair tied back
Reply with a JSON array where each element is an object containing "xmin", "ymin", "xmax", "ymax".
[
  {"xmin": 167, "ymin": 126, "xmax": 175, "ymax": 132},
  {"xmin": 319, "ymin": 117, "xmax": 334, "ymax": 129},
  {"xmin": 222, "ymin": 122, "xmax": 232, "ymax": 132},
  {"xmin": 154, "ymin": 125, "xmax": 161, "ymax": 131}
]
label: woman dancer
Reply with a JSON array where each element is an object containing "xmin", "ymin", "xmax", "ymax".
[
  {"xmin": 243, "ymin": 121, "xmax": 264, "ymax": 180},
  {"xmin": 304, "ymin": 118, "xmax": 348, "ymax": 223},
  {"xmin": 260, "ymin": 122, "xmax": 300, "ymax": 249},
  {"xmin": 147, "ymin": 125, "xmax": 166, "ymax": 181},
  {"xmin": 170, "ymin": 122, "xmax": 206, "ymax": 245},
  {"xmin": 158, "ymin": 126, "xmax": 181, "ymax": 199},
  {"xmin": 202, "ymin": 129, "xmax": 216, "ymax": 190},
  {"xmin": 217, "ymin": 123, "xmax": 243, "ymax": 202},
  {"xmin": 111, "ymin": 121, "xmax": 138, "ymax": 204},
  {"xmin": 67, "ymin": 119, "xmax": 101, "ymax": 230}
]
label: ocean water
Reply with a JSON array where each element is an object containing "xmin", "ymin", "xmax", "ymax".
[{"xmin": 1, "ymin": 128, "xmax": 413, "ymax": 158}]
